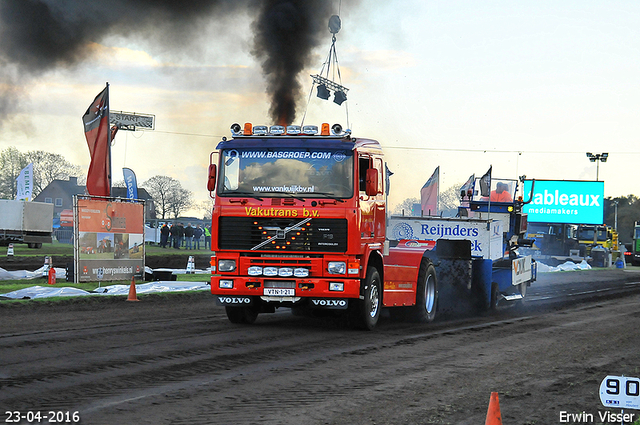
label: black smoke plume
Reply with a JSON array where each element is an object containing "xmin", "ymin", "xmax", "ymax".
[
  {"xmin": 0, "ymin": 0, "xmax": 335, "ymax": 127},
  {"xmin": 252, "ymin": 0, "xmax": 332, "ymax": 125}
]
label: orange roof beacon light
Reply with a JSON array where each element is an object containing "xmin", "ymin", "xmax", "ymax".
[
  {"xmin": 243, "ymin": 122, "xmax": 252, "ymax": 136},
  {"xmin": 321, "ymin": 123, "xmax": 330, "ymax": 135}
]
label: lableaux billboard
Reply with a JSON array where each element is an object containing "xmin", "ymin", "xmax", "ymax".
[{"xmin": 522, "ymin": 180, "xmax": 604, "ymax": 224}]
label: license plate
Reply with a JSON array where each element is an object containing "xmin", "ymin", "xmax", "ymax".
[{"xmin": 264, "ymin": 288, "xmax": 295, "ymax": 297}]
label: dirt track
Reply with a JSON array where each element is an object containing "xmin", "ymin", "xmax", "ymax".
[{"xmin": 1, "ymin": 268, "xmax": 640, "ymax": 425}]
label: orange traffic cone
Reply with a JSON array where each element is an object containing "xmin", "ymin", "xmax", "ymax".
[
  {"xmin": 126, "ymin": 276, "xmax": 140, "ymax": 302},
  {"xmin": 485, "ymin": 392, "xmax": 503, "ymax": 425}
]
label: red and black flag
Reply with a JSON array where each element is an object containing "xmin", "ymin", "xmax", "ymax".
[{"xmin": 82, "ymin": 85, "xmax": 111, "ymax": 196}]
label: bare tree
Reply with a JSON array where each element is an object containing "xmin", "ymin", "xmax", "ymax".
[
  {"xmin": 440, "ymin": 182, "xmax": 464, "ymax": 216},
  {"xmin": 197, "ymin": 198, "xmax": 215, "ymax": 221},
  {"xmin": 169, "ymin": 186, "xmax": 193, "ymax": 219},
  {"xmin": 143, "ymin": 175, "xmax": 177, "ymax": 219},
  {"xmin": 24, "ymin": 150, "xmax": 84, "ymax": 197},
  {"xmin": 0, "ymin": 147, "xmax": 28, "ymax": 199},
  {"xmin": 142, "ymin": 175, "xmax": 193, "ymax": 219},
  {"xmin": 392, "ymin": 183, "xmax": 463, "ymax": 218},
  {"xmin": 392, "ymin": 197, "xmax": 419, "ymax": 216}
]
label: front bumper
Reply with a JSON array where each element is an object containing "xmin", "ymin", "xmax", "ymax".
[{"xmin": 211, "ymin": 276, "xmax": 361, "ymax": 300}]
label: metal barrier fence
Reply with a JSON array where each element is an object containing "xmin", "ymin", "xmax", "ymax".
[{"xmin": 53, "ymin": 228, "xmax": 74, "ymax": 244}]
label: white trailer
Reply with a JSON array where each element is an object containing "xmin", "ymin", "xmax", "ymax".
[{"xmin": 0, "ymin": 200, "xmax": 54, "ymax": 248}]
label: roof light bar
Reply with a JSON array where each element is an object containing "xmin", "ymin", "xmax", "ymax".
[
  {"xmin": 230, "ymin": 123, "xmax": 346, "ymax": 137},
  {"xmin": 269, "ymin": 125, "xmax": 285, "ymax": 135},
  {"xmin": 302, "ymin": 125, "xmax": 318, "ymax": 135},
  {"xmin": 286, "ymin": 125, "xmax": 301, "ymax": 135},
  {"xmin": 253, "ymin": 125, "xmax": 268, "ymax": 136}
]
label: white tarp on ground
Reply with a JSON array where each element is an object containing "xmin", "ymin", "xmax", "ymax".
[
  {"xmin": 0, "ymin": 282, "xmax": 210, "ymax": 300},
  {"xmin": 0, "ymin": 265, "xmax": 211, "ymax": 300},
  {"xmin": 537, "ymin": 260, "xmax": 592, "ymax": 273}
]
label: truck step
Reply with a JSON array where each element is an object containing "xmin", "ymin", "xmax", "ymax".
[{"xmin": 502, "ymin": 293, "xmax": 524, "ymax": 301}]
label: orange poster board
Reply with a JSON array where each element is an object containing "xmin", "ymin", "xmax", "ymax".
[{"xmin": 75, "ymin": 198, "xmax": 145, "ymax": 283}]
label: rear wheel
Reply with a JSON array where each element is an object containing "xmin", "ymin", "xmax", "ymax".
[
  {"xmin": 411, "ymin": 262, "xmax": 438, "ymax": 322},
  {"xmin": 352, "ymin": 266, "xmax": 382, "ymax": 330},
  {"xmin": 225, "ymin": 306, "xmax": 259, "ymax": 324}
]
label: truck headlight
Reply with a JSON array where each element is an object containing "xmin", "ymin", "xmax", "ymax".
[
  {"xmin": 264, "ymin": 267, "xmax": 278, "ymax": 277},
  {"xmin": 329, "ymin": 282, "xmax": 344, "ymax": 291},
  {"xmin": 219, "ymin": 279, "xmax": 234, "ymax": 289},
  {"xmin": 294, "ymin": 268, "xmax": 309, "ymax": 277},
  {"xmin": 218, "ymin": 260, "xmax": 236, "ymax": 272},
  {"xmin": 278, "ymin": 267, "xmax": 293, "ymax": 277},
  {"xmin": 248, "ymin": 266, "xmax": 263, "ymax": 276},
  {"xmin": 327, "ymin": 261, "xmax": 346, "ymax": 274}
]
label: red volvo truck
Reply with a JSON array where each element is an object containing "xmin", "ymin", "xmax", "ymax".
[{"xmin": 207, "ymin": 123, "xmax": 535, "ymax": 329}]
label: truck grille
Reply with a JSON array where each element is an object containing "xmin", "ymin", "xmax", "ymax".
[{"xmin": 218, "ymin": 217, "xmax": 347, "ymax": 252}]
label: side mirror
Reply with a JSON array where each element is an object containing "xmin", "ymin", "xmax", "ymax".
[
  {"xmin": 365, "ymin": 168, "xmax": 379, "ymax": 196},
  {"xmin": 207, "ymin": 164, "xmax": 217, "ymax": 192}
]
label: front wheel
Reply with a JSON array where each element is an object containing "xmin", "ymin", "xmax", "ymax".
[
  {"xmin": 225, "ymin": 306, "xmax": 259, "ymax": 324},
  {"xmin": 352, "ymin": 266, "xmax": 382, "ymax": 330},
  {"xmin": 411, "ymin": 262, "xmax": 438, "ymax": 322}
]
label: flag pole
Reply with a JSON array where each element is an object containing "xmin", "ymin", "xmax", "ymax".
[
  {"xmin": 437, "ymin": 166, "xmax": 440, "ymax": 216},
  {"xmin": 106, "ymin": 82, "xmax": 112, "ymax": 196}
]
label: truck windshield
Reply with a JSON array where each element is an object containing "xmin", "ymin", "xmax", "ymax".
[
  {"xmin": 578, "ymin": 227, "xmax": 607, "ymax": 241},
  {"xmin": 472, "ymin": 178, "xmax": 517, "ymax": 203},
  {"xmin": 219, "ymin": 148, "xmax": 353, "ymax": 198}
]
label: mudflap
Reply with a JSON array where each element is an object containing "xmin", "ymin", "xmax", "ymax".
[
  {"xmin": 472, "ymin": 258, "xmax": 494, "ymax": 311},
  {"xmin": 432, "ymin": 239, "xmax": 478, "ymax": 317}
]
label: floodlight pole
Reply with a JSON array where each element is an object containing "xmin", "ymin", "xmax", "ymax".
[{"xmin": 586, "ymin": 152, "xmax": 608, "ymax": 181}]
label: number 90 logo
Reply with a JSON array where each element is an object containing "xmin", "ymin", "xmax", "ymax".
[{"xmin": 600, "ymin": 375, "xmax": 640, "ymax": 409}]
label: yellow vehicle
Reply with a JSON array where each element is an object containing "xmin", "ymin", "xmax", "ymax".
[{"xmin": 577, "ymin": 225, "xmax": 617, "ymax": 255}]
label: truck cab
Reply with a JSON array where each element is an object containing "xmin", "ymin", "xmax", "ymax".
[{"xmin": 209, "ymin": 123, "xmax": 389, "ymax": 328}]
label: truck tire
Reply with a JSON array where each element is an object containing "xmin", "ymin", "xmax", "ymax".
[
  {"xmin": 352, "ymin": 266, "xmax": 382, "ymax": 330},
  {"xmin": 225, "ymin": 306, "xmax": 259, "ymax": 324},
  {"xmin": 410, "ymin": 262, "xmax": 438, "ymax": 323}
]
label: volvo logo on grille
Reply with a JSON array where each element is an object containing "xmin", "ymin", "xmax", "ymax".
[
  {"xmin": 310, "ymin": 299, "xmax": 348, "ymax": 309},
  {"xmin": 216, "ymin": 296, "xmax": 252, "ymax": 306}
]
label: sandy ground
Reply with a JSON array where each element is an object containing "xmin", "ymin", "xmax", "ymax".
[{"xmin": 1, "ymin": 268, "xmax": 640, "ymax": 425}]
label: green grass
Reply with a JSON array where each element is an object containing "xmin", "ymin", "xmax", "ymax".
[
  {"xmin": 8, "ymin": 242, "xmax": 212, "ymax": 257},
  {"xmin": 9, "ymin": 241, "xmax": 74, "ymax": 256}
]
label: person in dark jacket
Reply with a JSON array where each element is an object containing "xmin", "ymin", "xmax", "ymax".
[
  {"xmin": 184, "ymin": 223, "xmax": 194, "ymax": 250},
  {"xmin": 193, "ymin": 225, "xmax": 203, "ymax": 250},
  {"xmin": 169, "ymin": 223, "xmax": 179, "ymax": 249},
  {"xmin": 176, "ymin": 223, "xmax": 184, "ymax": 249},
  {"xmin": 160, "ymin": 223, "xmax": 170, "ymax": 248}
]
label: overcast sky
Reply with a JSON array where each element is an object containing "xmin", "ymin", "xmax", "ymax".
[{"xmin": 1, "ymin": 0, "xmax": 639, "ymax": 215}]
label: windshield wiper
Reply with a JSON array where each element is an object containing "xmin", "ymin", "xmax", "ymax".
[
  {"xmin": 307, "ymin": 192, "xmax": 346, "ymax": 202},
  {"xmin": 257, "ymin": 191, "xmax": 307, "ymax": 202},
  {"xmin": 223, "ymin": 191, "xmax": 263, "ymax": 201}
]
